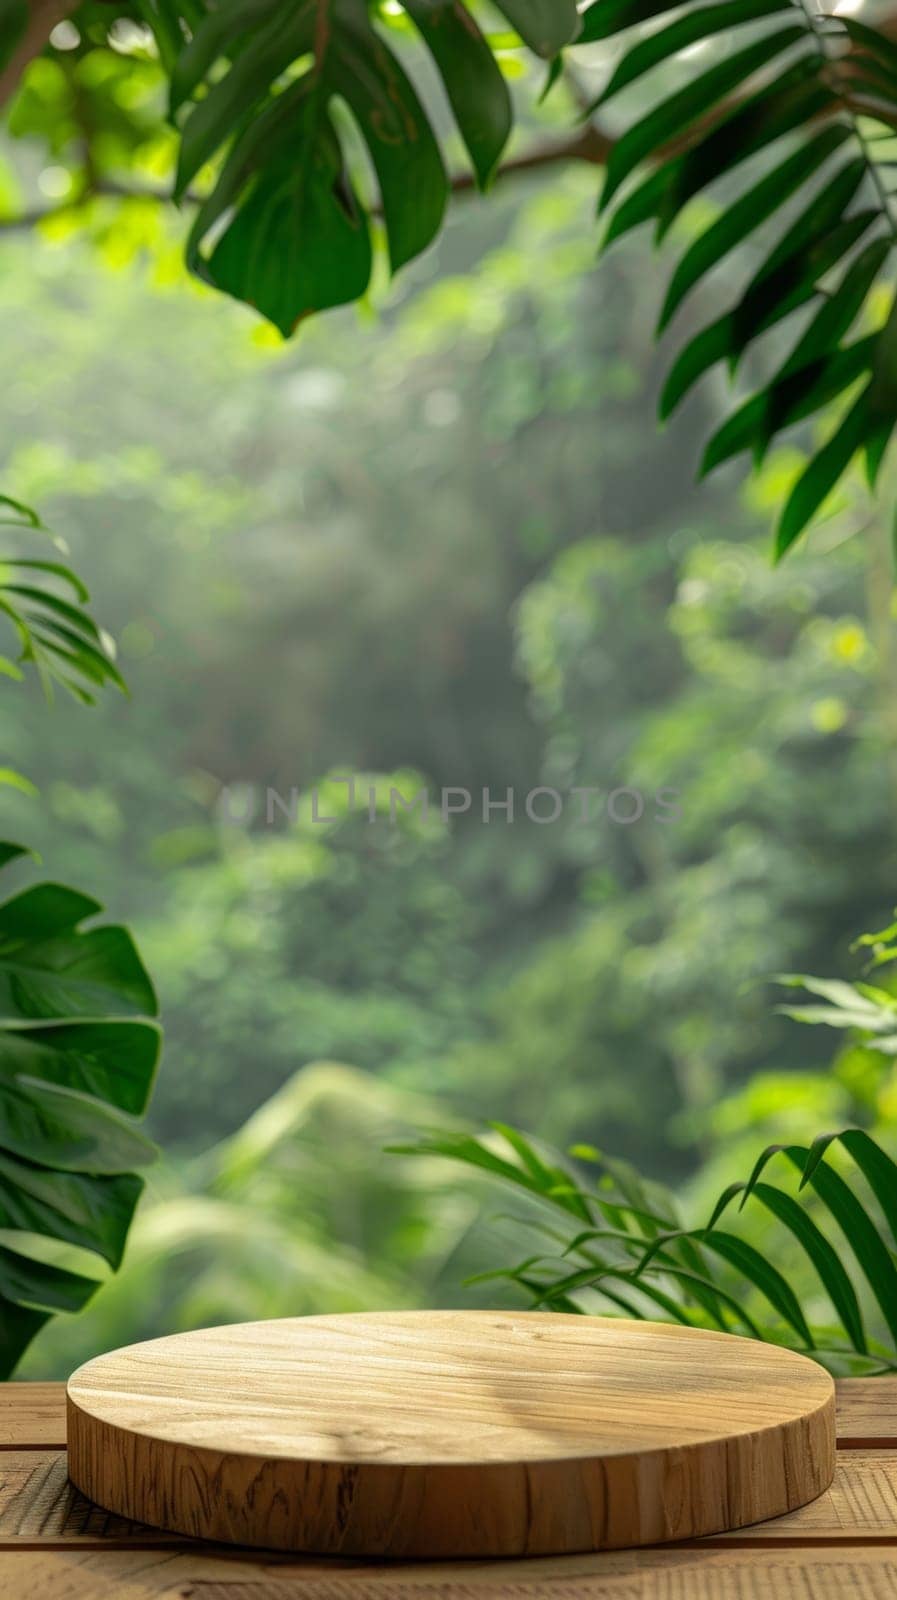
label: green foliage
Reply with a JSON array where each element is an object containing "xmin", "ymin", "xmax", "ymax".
[
  {"xmin": 136, "ymin": 783, "xmax": 481, "ymax": 1143},
  {"xmin": 400, "ymin": 936, "xmax": 897, "ymax": 1376},
  {"xmin": 5, "ymin": 2, "xmax": 897, "ymax": 541},
  {"xmin": 3, "ymin": 206, "xmax": 893, "ymax": 1179},
  {"xmin": 401, "ymin": 1120, "xmax": 897, "ymax": 1374},
  {"xmin": 1, "ymin": 190, "xmax": 897, "ymax": 1370},
  {"xmin": 0, "ymin": 492, "xmax": 160, "ymax": 1375},
  {"xmin": 433, "ymin": 516, "xmax": 896, "ymax": 1163},
  {"xmin": 596, "ymin": 3, "xmax": 897, "ymax": 553},
  {"xmin": 0, "ymin": 497, "xmax": 125, "ymax": 704},
  {"xmin": 139, "ymin": 0, "xmax": 578, "ymax": 332},
  {"xmin": 18, "ymin": 1061, "xmax": 525, "ymax": 1375},
  {"xmin": 0, "ymin": 841, "xmax": 160, "ymax": 1374},
  {"xmin": 777, "ymin": 970, "xmax": 897, "ymax": 1052}
]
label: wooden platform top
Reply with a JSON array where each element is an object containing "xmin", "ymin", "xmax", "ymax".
[
  {"xmin": 66, "ymin": 1311, "xmax": 835, "ymax": 1459},
  {"xmin": 1, "ymin": 1371, "xmax": 896, "ymax": 1596}
]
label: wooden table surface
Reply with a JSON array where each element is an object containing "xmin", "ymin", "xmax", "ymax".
[{"xmin": 2, "ymin": 1376, "xmax": 897, "ymax": 1597}]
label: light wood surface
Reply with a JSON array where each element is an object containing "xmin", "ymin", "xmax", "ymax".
[
  {"xmin": 181, "ymin": 1550, "xmax": 897, "ymax": 1599},
  {"xmin": 836, "ymin": 1380, "xmax": 897, "ymax": 1446},
  {"xmin": 0, "ymin": 1376, "xmax": 876, "ymax": 1453},
  {"xmin": 66, "ymin": 1312, "xmax": 836, "ymax": 1558},
  {"xmin": 0, "ymin": 1375, "xmax": 892, "ymax": 1599},
  {"xmin": 0, "ymin": 1386, "xmax": 66, "ymax": 1450},
  {"xmin": 3, "ymin": 1545, "xmax": 897, "ymax": 1600}
]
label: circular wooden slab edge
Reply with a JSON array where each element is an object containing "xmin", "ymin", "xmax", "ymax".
[{"xmin": 66, "ymin": 1312, "xmax": 836, "ymax": 1559}]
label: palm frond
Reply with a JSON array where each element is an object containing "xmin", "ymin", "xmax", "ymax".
[
  {"xmin": 591, "ymin": 0, "xmax": 897, "ymax": 553},
  {"xmin": 775, "ymin": 970, "xmax": 897, "ymax": 1052},
  {"xmin": 401, "ymin": 1122, "xmax": 897, "ymax": 1374},
  {"xmin": 0, "ymin": 505, "xmax": 124, "ymax": 704}
]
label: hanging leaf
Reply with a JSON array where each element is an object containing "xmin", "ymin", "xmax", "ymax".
[
  {"xmin": 599, "ymin": 27, "xmax": 808, "ymax": 209},
  {"xmin": 776, "ymin": 388, "xmax": 872, "ymax": 558},
  {"xmin": 162, "ymin": 0, "xmax": 541, "ymax": 330},
  {"xmin": 403, "ymin": 0, "xmax": 512, "ymax": 188},
  {"xmin": 657, "ymin": 127, "xmax": 853, "ymax": 332},
  {"xmin": 596, "ymin": 5, "xmax": 897, "ymax": 553},
  {"xmin": 492, "ymin": 0, "xmax": 581, "ymax": 56},
  {"xmin": 596, "ymin": 0, "xmax": 791, "ymax": 109}
]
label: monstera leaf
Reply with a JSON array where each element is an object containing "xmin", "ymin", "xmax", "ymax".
[
  {"xmin": 0, "ymin": 842, "xmax": 160, "ymax": 1374},
  {"xmin": 131, "ymin": 0, "xmax": 897, "ymax": 550},
  {"xmin": 139, "ymin": 0, "xmax": 580, "ymax": 332},
  {"xmin": 0, "ymin": 496, "xmax": 161, "ymax": 1373}
]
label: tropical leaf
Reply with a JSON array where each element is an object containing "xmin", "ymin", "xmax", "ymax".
[
  {"xmin": 596, "ymin": 1, "xmax": 897, "ymax": 554},
  {"xmin": 399, "ymin": 1119, "xmax": 897, "ymax": 1373},
  {"xmin": 0, "ymin": 495, "xmax": 161, "ymax": 1375},
  {"xmin": 774, "ymin": 970, "xmax": 897, "ymax": 1053},
  {"xmin": 13, "ymin": 0, "xmax": 897, "ymax": 552},
  {"xmin": 0, "ymin": 536, "xmax": 124, "ymax": 705},
  {"xmin": 144, "ymin": 0, "xmax": 580, "ymax": 333},
  {"xmin": 0, "ymin": 845, "xmax": 161, "ymax": 1374}
]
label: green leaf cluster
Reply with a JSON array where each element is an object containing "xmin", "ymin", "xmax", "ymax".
[
  {"xmin": 0, "ymin": 842, "xmax": 160, "ymax": 1374},
  {"xmin": 7, "ymin": 0, "xmax": 897, "ymax": 546},
  {"xmin": 400, "ymin": 1120, "xmax": 897, "ymax": 1372},
  {"xmin": 594, "ymin": 1, "xmax": 897, "ymax": 552},
  {"xmin": 141, "ymin": 0, "xmax": 579, "ymax": 332},
  {"xmin": 0, "ymin": 493, "xmax": 161, "ymax": 1375},
  {"xmin": 0, "ymin": 498, "xmax": 125, "ymax": 703}
]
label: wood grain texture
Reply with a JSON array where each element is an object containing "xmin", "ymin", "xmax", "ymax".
[
  {"xmin": 5, "ymin": 1449, "xmax": 897, "ymax": 1546},
  {"xmin": 0, "ymin": 1386, "xmax": 66, "ymax": 1450},
  {"xmin": 5, "ymin": 1546, "xmax": 897, "ymax": 1600},
  {"xmin": 179, "ymin": 1551, "xmax": 897, "ymax": 1599},
  {"xmin": 0, "ymin": 1375, "xmax": 877, "ymax": 1453},
  {"xmin": 836, "ymin": 1381, "xmax": 897, "ymax": 1446},
  {"xmin": 718, "ymin": 1451, "xmax": 897, "ymax": 1538},
  {"xmin": 66, "ymin": 1312, "xmax": 836, "ymax": 1559},
  {"xmin": 0, "ymin": 1551, "xmax": 335, "ymax": 1600},
  {"xmin": 0, "ymin": 1451, "xmax": 180, "ymax": 1542}
]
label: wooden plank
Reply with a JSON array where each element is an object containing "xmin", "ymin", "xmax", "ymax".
[
  {"xmin": 0, "ymin": 1452, "xmax": 179, "ymax": 1542},
  {"xmin": 717, "ymin": 1451, "xmax": 897, "ymax": 1539},
  {"xmin": 0, "ymin": 1551, "xmax": 333, "ymax": 1600},
  {"xmin": 67, "ymin": 1312, "xmax": 836, "ymax": 1558},
  {"xmin": 837, "ymin": 1380, "xmax": 897, "ymax": 1446},
  {"xmin": 4, "ymin": 1546, "xmax": 897, "ymax": 1600},
  {"xmin": 182, "ymin": 1552, "xmax": 897, "ymax": 1600},
  {"xmin": 0, "ymin": 1386, "xmax": 65, "ymax": 1450},
  {"xmin": 0, "ymin": 1551, "xmax": 374, "ymax": 1600}
]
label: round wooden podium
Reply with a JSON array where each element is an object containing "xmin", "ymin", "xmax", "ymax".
[{"xmin": 66, "ymin": 1311, "xmax": 835, "ymax": 1559}]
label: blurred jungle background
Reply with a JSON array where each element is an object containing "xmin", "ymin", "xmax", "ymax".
[{"xmin": 3, "ymin": 26, "xmax": 897, "ymax": 1375}]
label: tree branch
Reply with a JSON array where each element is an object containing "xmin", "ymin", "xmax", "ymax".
[
  {"xmin": 0, "ymin": 0, "xmax": 75, "ymax": 107},
  {"xmin": 0, "ymin": 127, "xmax": 612, "ymax": 233},
  {"xmin": 450, "ymin": 124, "xmax": 613, "ymax": 195}
]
